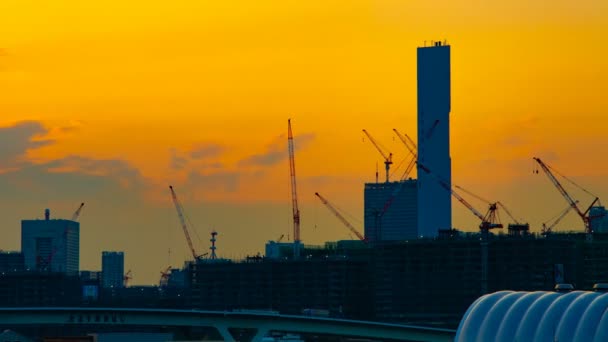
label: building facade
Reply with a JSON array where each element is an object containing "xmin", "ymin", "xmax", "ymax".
[
  {"xmin": 21, "ymin": 209, "xmax": 80, "ymax": 274},
  {"xmin": 364, "ymin": 180, "xmax": 418, "ymax": 242},
  {"xmin": 0, "ymin": 252, "xmax": 24, "ymax": 274},
  {"xmin": 589, "ymin": 206, "xmax": 608, "ymax": 233},
  {"xmin": 189, "ymin": 258, "xmax": 372, "ymax": 319},
  {"xmin": 101, "ymin": 251, "xmax": 125, "ymax": 288},
  {"xmin": 417, "ymin": 41, "xmax": 452, "ymax": 237}
]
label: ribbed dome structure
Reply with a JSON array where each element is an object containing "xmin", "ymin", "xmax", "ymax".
[{"xmin": 455, "ymin": 290, "xmax": 608, "ymax": 342}]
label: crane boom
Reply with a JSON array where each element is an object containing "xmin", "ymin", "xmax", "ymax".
[
  {"xmin": 454, "ymin": 185, "xmax": 491, "ymax": 204},
  {"xmin": 455, "ymin": 185, "xmax": 526, "ymax": 227},
  {"xmin": 315, "ymin": 192, "xmax": 366, "ymax": 241},
  {"xmin": 362, "ymin": 129, "xmax": 393, "ymax": 183},
  {"xmin": 497, "ymin": 202, "xmax": 520, "ymax": 225},
  {"xmin": 123, "ymin": 270, "xmax": 132, "ymax": 287},
  {"xmin": 419, "ymin": 163, "xmax": 502, "ymax": 231},
  {"xmin": 401, "ymin": 157, "xmax": 416, "ymax": 180},
  {"xmin": 71, "ymin": 202, "xmax": 85, "ymax": 221},
  {"xmin": 542, "ymin": 201, "xmax": 579, "ymax": 234},
  {"xmin": 393, "ymin": 129, "xmax": 417, "ymax": 156},
  {"xmin": 418, "ymin": 163, "xmax": 485, "ymax": 222},
  {"xmin": 288, "ymin": 119, "xmax": 301, "ymax": 243},
  {"xmin": 393, "ymin": 129, "xmax": 417, "ymax": 180},
  {"xmin": 169, "ymin": 185, "xmax": 199, "ymax": 261},
  {"xmin": 533, "ymin": 157, "xmax": 599, "ymax": 234}
]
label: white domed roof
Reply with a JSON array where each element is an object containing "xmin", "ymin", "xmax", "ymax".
[{"xmin": 456, "ymin": 290, "xmax": 608, "ymax": 342}]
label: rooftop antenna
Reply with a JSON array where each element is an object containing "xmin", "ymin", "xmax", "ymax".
[{"xmin": 210, "ymin": 231, "xmax": 217, "ymax": 260}]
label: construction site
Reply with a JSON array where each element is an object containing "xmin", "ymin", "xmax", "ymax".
[{"xmin": 1, "ymin": 42, "xmax": 608, "ymax": 329}]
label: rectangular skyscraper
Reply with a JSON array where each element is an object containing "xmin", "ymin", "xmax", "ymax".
[
  {"xmin": 101, "ymin": 251, "xmax": 125, "ymax": 288},
  {"xmin": 21, "ymin": 209, "xmax": 80, "ymax": 274},
  {"xmin": 417, "ymin": 42, "xmax": 452, "ymax": 237},
  {"xmin": 364, "ymin": 180, "xmax": 418, "ymax": 242}
]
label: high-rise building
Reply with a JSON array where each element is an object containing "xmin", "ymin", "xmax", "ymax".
[
  {"xmin": 417, "ymin": 41, "xmax": 452, "ymax": 237},
  {"xmin": 21, "ymin": 209, "xmax": 80, "ymax": 274},
  {"xmin": 101, "ymin": 251, "xmax": 124, "ymax": 288},
  {"xmin": 364, "ymin": 180, "xmax": 418, "ymax": 242}
]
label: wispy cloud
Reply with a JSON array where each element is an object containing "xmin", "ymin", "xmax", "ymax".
[
  {"xmin": 0, "ymin": 121, "xmax": 54, "ymax": 168},
  {"xmin": 187, "ymin": 170, "xmax": 240, "ymax": 193},
  {"xmin": 238, "ymin": 133, "xmax": 315, "ymax": 167},
  {"xmin": 56, "ymin": 120, "xmax": 85, "ymax": 134},
  {"xmin": 169, "ymin": 143, "xmax": 226, "ymax": 171},
  {"xmin": 0, "ymin": 120, "xmax": 148, "ymax": 198},
  {"xmin": 190, "ymin": 143, "xmax": 225, "ymax": 160},
  {"xmin": 170, "ymin": 148, "xmax": 188, "ymax": 170},
  {"xmin": 45, "ymin": 155, "xmax": 146, "ymax": 190}
]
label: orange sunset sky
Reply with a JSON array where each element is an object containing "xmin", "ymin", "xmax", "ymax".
[{"xmin": 1, "ymin": 1, "xmax": 607, "ymax": 284}]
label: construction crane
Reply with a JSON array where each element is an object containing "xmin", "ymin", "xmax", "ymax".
[
  {"xmin": 36, "ymin": 249, "xmax": 57, "ymax": 272},
  {"xmin": 419, "ymin": 163, "xmax": 503, "ymax": 233},
  {"xmin": 315, "ymin": 192, "xmax": 366, "ymax": 242},
  {"xmin": 362, "ymin": 129, "xmax": 393, "ymax": 183},
  {"xmin": 288, "ymin": 119, "xmax": 301, "ymax": 247},
  {"xmin": 123, "ymin": 270, "xmax": 132, "ymax": 287},
  {"xmin": 393, "ymin": 129, "xmax": 417, "ymax": 180},
  {"xmin": 159, "ymin": 266, "xmax": 171, "ymax": 287},
  {"xmin": 454, "ymin": 185, "xmax": 529, "ymax": 235},
  {"xmin": 169, "ymin": 185, "xmax": 202, "ymax": 261},
  {"xmin": 533, "ymin": 157, "xmax": 600, "ymax": 236},
  {"xmin": 71, "ymin": 203, "xmax": 85, "ymax": 221},
  {"xmin": 542, "ymin": 201, "xmax": 579, "ymax": 235}
]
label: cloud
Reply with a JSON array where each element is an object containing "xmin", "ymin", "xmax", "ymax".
[
  {"xmin": 187, "ymin": 170, "xmax": 239, "ymax": 193},
  {"xmin": 0, "ymin": 121, "xmax": 54, "ymax": 167},
  {"xmin": 169, "ymin": 143, "xmax": 226, "ymax": 171},
  {"xmin": 45, "ymin": 155, "xmax": 146, "ymax": 190},
  {"xmin": 0, "ymin": 155, "xmax": 148, "ymax": 204},
  {"xmin": 0, "ymin": 120, "xmax": 146, "ymax": 199},
  {"xmin": 170, "ymin": 148, "xmax": 188, "ymax": 170},
  {"xmin": 190, "ymin": 143, "xmax": 225, "ymax": 159},
  {"xmin": 57, "ymin": 120, "xmax": 85, "ymax": 134},
  {"xmin": 238, "ymin": 133, "xmax": 315, "ymax": 167}
]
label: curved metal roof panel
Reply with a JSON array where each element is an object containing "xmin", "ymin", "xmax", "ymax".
[{"xmin": 456, "ymin": 290, "xmax": 608, "ymax": 342}]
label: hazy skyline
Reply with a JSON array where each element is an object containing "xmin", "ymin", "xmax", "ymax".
[{"xmin": 1, "ymin": 1, "xmax": 607, "ymax": 284}]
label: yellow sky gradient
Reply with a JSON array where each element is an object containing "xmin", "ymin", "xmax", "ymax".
[{"xmin": 1, "ymin": 0, "xmax": 607, "ymax": 284}]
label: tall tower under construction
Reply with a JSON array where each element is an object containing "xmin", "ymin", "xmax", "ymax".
[{"xmin": 417, "ymin": 41, "xmax": 452, "ymax": 237}]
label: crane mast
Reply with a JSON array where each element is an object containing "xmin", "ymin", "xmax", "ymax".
[
  {"xmin": 169, "ymin": 185, "xmax": 199, "ymax": 261},
  {"xmin": 362, "ymin": 129, "xmax": 393, "ymax": 183},
  {"xmin": 315, "ymin": 192, "xmax": 366, "ymax": 242},
  {"xmin": 533, "ymin": 157, "xmax": 599, "ymax": 235},
  {"xmin": 288, "ymin": 119, "xmax": 301, "ymax": 244}
]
